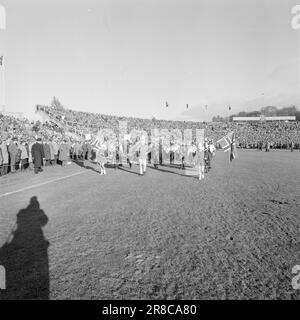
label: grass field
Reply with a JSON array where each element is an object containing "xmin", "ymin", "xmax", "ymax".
[{"xmin": 0, "ymin": 150, "xmax": 299, "ymax": 300}]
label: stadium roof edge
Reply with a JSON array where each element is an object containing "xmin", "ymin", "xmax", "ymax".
[{"xmin": 233, "ymin": 116, "xmax": 296, "ymax": 121}]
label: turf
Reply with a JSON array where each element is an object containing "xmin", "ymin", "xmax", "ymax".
[{"xmin": 0, "ymin": 150, "xmax": 299, "ymax": 299}]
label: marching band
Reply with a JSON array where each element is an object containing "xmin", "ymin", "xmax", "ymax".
[{"xmin": 88, "ymin": 133, "xmax": 216, "ymax": 180}]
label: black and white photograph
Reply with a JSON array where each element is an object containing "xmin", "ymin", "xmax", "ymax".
[{"xmin": 0, "ymin": 0, "xmax": 300, "ymax": 306}]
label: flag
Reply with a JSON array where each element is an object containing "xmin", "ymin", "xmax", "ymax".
[
  {"xmin": 166, "ymin": 101, "xmax": 168, "ymax": 108},
  {"xmin": 229, "ymin": 132, "xmax": 237, "ymax": 161},
  {"xmin": 217, "ymin": 131, "xmax": 237, "ymax": 161}
]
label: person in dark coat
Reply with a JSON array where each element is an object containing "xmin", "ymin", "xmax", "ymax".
[
  {"xmin": 87, "ymin": 142, "xmax": 92, "ymax": 160},
  {"xmin": 58, "ymin": 139, "xmax": 70, "ymax": 166},
  {"xmin": 0, "ymin": 137, "xmax": 9, "ymax": 175},
  {"xmin": 0, "ymin": 145, "xmax": 3, "ymax": 176},
  {"xmin": 8, "ymin": 138, "xmax": 19, "ymax": 173},
  {"xmin": 43, "ymin": 141, "xmax": 51, "ymax": 166},
  {"xmin": 31, "ymin": 138, "xmax": 45, "ymax": 174}
]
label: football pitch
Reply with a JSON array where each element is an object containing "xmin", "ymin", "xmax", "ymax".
[{"xmin": 0, "ymin": 150, "xmax": 299, "ymax": 299}]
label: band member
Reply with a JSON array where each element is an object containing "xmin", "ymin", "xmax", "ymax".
[
  {"xmin": 95, "ymin": 144, "xmax": 107, "ymax": 175},
  {"xmin": 109, "ymin": 143, "xmax": 117, "ymax": 169},
  {"xmin": 179, "ymin": 144, "xmax": 186, "ymax": 170},
  {"xmin": 204, "ymin": 140, "xmax": 209, "ymax": 172},
  {"xmin": 138, "ymin": 136, "xmax": 149, "ymax": 176},
  {"xmin": 150, "ymin": 141, "xmax": 159, "ymax": 169},
  {"xmin": 127, "ymin": 141, "xmax": 133, "ymax": 168},
  {"xmin": 187, "ymin": 143, "xmax": 196, "ymax": 166},
  {"xmin": 208, "ymin": 140, "xmax": 215, "ymax": 168},
  {"xmin": 195, "ymin": 142, "xmax": 205, "ymax": 180}
]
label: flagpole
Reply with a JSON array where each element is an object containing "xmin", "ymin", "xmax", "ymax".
[
  {"xmin": 0, "ymin": 5, "xmax": 6, "ymax": 110},
  {"xmin": 2, "ymin": 55, "xmax": 5, "ymax": 109}
]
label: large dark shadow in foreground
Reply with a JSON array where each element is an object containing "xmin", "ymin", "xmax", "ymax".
[{"xmin": 0, "ymin": 196, "xmax": 49, "ymax": 300}]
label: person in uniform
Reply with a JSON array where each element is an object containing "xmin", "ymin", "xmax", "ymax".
[
  {"xmin": 150, "ymin": 139, "xmax": 159, "ymax": 169},
  {"xmin": 95, "ymin": 143, "xmax": 107, "ymax": 175},
  {"xmin": 204, "ymin": 139, "xmax": 210, "ymax": 172},
  {"xmin": 127, "ymin": 141, "xmax": 133, "ymax": 169},
  {"xmin": 194, "ymin": 142, "xmax": 205, "ymax": 180},
  {"xmin": 82, "ymin": 142, "xmax": 88, "ymax": 160},
  {"xmin": 179, "ymin": 144, "xmax": 186, "ymax": 170},
  {"xmin": 138, "ymin": 136, "xmax": 149, "ymax": 176}
]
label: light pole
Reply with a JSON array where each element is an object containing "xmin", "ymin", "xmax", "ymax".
[{"xmin": 0, "ymin": 5, "xmax": 6, "ymax": 110}]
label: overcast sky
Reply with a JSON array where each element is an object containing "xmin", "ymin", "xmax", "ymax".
[{"xmin": 0, "ymin": 0, "xmax": 300, "ymax": 121}]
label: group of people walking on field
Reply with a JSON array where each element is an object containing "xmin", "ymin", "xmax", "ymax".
[{"xmin": 92, "ymin": 135, "xmax": 215, "ymax": 180}]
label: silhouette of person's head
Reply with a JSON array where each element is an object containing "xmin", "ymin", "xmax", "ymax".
[
  {"xmin": 15, "ymin": 196, "xmax": 48, "ymax": 229},
  {"xmin": 29, "ymin": 196, "xmax": 40, "ymax": 209}
]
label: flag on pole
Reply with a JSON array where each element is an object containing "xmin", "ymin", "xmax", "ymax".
[
  {"xmin": 229, "ymin": 132, "xmax": 237, "ymax": 161},
  {"xmin": 217, "ymin": 131, "xmax": 237, "ymax": 162},
  {"xmin": 0, "ymin": 5, "xmax": 6, "ymax": 30}
]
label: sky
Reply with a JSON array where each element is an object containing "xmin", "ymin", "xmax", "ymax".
[{"xmin": 0, "ymin": 0, "xmax": 300, "ymax": 121}]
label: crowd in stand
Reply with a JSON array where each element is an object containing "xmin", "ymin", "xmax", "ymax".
[
  {"xmin": 37, "ymin": 104, "xmax": 300, "ymax": 149},
  {"xmin": 1, "ymin": 105, "xmax": 299, "ymax": 177}
]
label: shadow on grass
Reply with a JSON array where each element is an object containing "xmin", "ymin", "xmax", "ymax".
[
  {"xmin": 118, "ymin": 165, "xmax": 140, "ymax": 176},
  {"xmin": 0, "ymin": 196, "xmax": 49, "ymax": 300},
  {"xmin": 73, "ymin": 159, "xmax": 126, "ymax": 174},
  {"xmin": 72, "ymin": 159, "xmax": 101, "ymax": 174},
  {"xmin": 148, "ymin": 165, "xmax": 198, "ymax": 179}
]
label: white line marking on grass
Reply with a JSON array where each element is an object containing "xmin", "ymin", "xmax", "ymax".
[{"xmin": 0, "ymin": 170, "xmax": 90, "ymax": 199}]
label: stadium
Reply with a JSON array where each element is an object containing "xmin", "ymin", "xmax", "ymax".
[
  {"xmin": 0, "ymin": 100, "xmax": 300, "ymax": 300},
  {"xmin": 0, "ymin": 0, "xmax": 300, "ymax": 303}
]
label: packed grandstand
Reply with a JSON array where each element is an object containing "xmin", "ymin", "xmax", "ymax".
[{"xmin": 0, "ymin": 102, "xmax": 299, "ymax": 176}]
